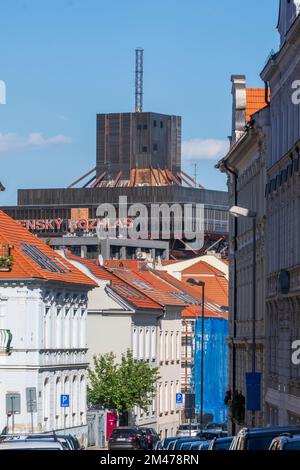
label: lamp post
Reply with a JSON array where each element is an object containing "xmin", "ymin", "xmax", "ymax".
[
  {"xmin": 229, "ymin": 205, "xmax": 257, "ymax": 427},
  {"xmin": 187, "ymin": 278, "xmax": 205, "ymax": 434}
]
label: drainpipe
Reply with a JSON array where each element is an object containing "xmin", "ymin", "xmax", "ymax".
[
  {"xmin": 264, "ymin": 81, "xmax": 270, "ymax": 105},
  {"xmin": 220, "ymin": 159, "xmax": 238, "ymax": 436}
]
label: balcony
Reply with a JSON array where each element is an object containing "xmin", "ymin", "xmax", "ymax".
[{"xmin": 0, "ymin": 329, "xmax": 12, "ymax": 354}]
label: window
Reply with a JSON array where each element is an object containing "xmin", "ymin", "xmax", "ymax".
[
  {"xmin": 165, "ymin": 332, "xmax": 169, "ymax": 362},
  {"xmin": 72, "ymin": 309, "xmax": 78, "ymax": 349},
  {"xmin": 64, "ymin": 377, "xmax": 70, "ymax": 427},
  {"xmin": 170, "ymin": 382, "xmax": 175, "ymax": 412},
  {"xmin": 64, "ymin": 309, "xmax": 70, "ymax": 348},
  {"xmin": 72, "ymin": 376, "xmax": 78, "ymax": 426},
  {"xmin": 44, "ymin": 307, "xmax": 51, "ymax": 349},
  {"xmin": 80, "ymin": 309, "xmax": 86, "ymax": 348},
  {"xmin": 176, "ymin": 332, "xmax": 181, "ymax": 362},
  {"xmin": 139, "ymin": 328, "xmax": 144, "ymax": 359},
  {"xmin": 55, "ymin": 377, "xmax": 62, "ymax": 427},
  {"xmin": 160, "ymin": 121, "xmax": 163, "ymax": 128},
  {"xmin": 151, "ymin": 327, "xmax": 156, "ymax": 360},
  {"xmin": 20, "ymin": 243, "xmax": 66, "ymax": 273},
  {"xmin": 164, "ymin": 383, "xmax": 168, "ymax": 413},
  {"xmin": 153, "ymin": 143, "xmax": 158, "ymax": 151},
  {"xmin": 158, "ymin": 383, "xmax": 163, "ymax": 414},
  {"xmin": 79, "ymin": 375, "xmax": 86, "ymax": 422},
  {"xmin": 145, "ymin": 328, "xmax": 150, "ymax": 360},
  {"xmin": 171, "ymin": 332, "xmax": 175, "ymax": 362},
  {"xmin": 142, "ymin": 146, "xmax": 147, "ymax": 153},
  {"xmin": 137, "ymin": 124, "xmax": 142, "ymax": 130},
  {"xmin": 153, "ymin": 120, "xmax": 157, "ymax": 127},
  {"xmin": 143, "ymin": 124, "xmax": 147, "ymax": 130},
  {"xmin": 43, "ymin": 378, "xmax": 51, "ymax": 430},
  {"xmin": 159, "ymin": 331, "xmax": 164, "ymax": 362},
  {"xmin": 132, "ymin": 327, "xmax": 138, "ymax": 359},
  {"xmin": 56, "ymin": 308, "xmax": 62, "ymax": 348}
]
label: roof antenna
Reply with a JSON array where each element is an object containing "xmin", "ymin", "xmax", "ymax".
[{"xmin": 135, "ymin": 47, "xmax": 143, "ymax": 112}]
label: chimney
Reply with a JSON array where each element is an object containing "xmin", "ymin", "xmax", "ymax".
[{"xmin": 231, "ymin": 75, "xmax": 246, "ymax": 144}]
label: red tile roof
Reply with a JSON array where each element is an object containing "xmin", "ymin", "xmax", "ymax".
[
  {"xmin": 65, "ymin": 254, "xmax": 228, "ymax": 319},
  {"xmin": 182, "ymin": 260, "xmax": 224, "ymax": 276},
  {"xmin": 65, "ymin": 254, "xmax": 161, "ymax": 310},
  {"xmin": 182, "ymin": 274, "xmax": 228, "ymax": 307},
  {"xmin": 154, "ymin": 270, "xmax": 228, "ymax": 320},
  {"xmin": 0, "ymin": 211, "xmax": 96, "ymax": 287},
  {"xmin": 246, "ymin": 88, "xmax": 269, "ymax": 123}
]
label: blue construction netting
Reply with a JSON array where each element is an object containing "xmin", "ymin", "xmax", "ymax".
[{"xmin": 194, "ymin": 317, "xmax": 228, "ymax": 423}]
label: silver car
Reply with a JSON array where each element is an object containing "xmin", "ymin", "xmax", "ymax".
[{"xmin": 176, "ymin": 424, "xmax": 200, "ymax": 437}]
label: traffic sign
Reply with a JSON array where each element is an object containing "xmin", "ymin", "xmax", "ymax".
[
  {"xmin": 60, "ymin": 394, "xmax": 70, "ymax": 408},
  {"xmin": 176, "ymin": 393, "xmax": 183, "ymax": 404}
]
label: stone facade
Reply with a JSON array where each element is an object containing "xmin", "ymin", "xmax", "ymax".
[
  {"xmin": 261, "ymin": 7, "xmax": 300, "ymax": 425},
  {"xmin": 217, "ymin": 75, "xmax": 269, "ymax": 432}
]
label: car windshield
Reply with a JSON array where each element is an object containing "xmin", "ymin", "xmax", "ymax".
[{"xmin": 179, "ymin": 424, "xmax": 198, "ymax": 430}]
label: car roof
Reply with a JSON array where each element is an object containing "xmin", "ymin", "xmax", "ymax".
[
  {"xmin": 239, "ymin": 425, "xmax": 300, "ymax": 437},
  {"xmin": 0, "ymin": 439, "xmax": 64, "ymax": 449}
]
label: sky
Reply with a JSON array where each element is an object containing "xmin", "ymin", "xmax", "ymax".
[{"xmin": 0, "ymin": 0, "xmax": 279, "ymax": 205}]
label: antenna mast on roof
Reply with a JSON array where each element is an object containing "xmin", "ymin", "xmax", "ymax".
[{"xmin": 135, "ymin": 48, "xmax": 143, "ymax": 112}]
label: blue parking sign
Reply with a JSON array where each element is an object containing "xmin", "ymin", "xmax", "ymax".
[
  {"xmin": 176, "ymin": 393, "xmax": 183, "ymax": 404},
  {"xmin": 60, "ymin": 394, "xmax": 70, "ymax": 408}
]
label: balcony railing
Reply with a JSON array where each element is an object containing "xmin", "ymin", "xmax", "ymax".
[{"xmin": 0, "ymin": 329, "xmax": 12, "ymax": 353}]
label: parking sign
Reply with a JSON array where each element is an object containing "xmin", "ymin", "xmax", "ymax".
[
  {"xmin": 176, "ymin": 393, "xmax": 183, "ymax": 404},
  {"xmin": 60, "ymin": 394, "xmax": 70, "ymax": 408}
]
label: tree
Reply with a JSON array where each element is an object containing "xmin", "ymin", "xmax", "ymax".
[{"xmin": 88, "ymin": 350, "xmax": 160, "ymax": 420}]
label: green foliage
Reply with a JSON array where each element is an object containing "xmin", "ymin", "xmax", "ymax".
[{"xmin": 88, "ymin": 350, "xmax": 160, "ymax": 415}]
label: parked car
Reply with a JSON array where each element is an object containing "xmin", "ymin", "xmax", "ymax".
[
  {"xmin": 230, "ymin": 426, "xmax": 300, "ymax": 450},
  {"xmin": 269, "ymin": 434, "xmax": 300, "ymax": 450},
  {"xmin": 206, "ymin": 422, "xmax": 227, "ymax": 431},
  {"xmin": 197, "ymin": 430, "xmax": 227, "ymax": 440},
  {"xmin": 189, "ymin": 440, "xmax": 207, "ymax": 450},
  {"xmin": 162, "ymin": 437, "xmax": 179, "ymax": 450},
  {"xmin": 108, "ymin": 427, "xmax": 147, "ymax": 450},
  {"xmin": 141, "ymin": 428, "xmax": 159, "ymax": 450},
  {"xmin": 1, "ymin": 432, "xmax": 80, "ymax": 451},
  {"xmin": 154, "ymin": 439, "xmax": 162, "ymax": 450},
  {"xmin": 176, "ymin": 423, "xmax": 200, "ymax": 437},
  {"xmin": 198, "ymin": 441, "xmax": 211, "ymax": 450},
  {"xmin": 208, "ymin": 436, "xmax": 234, "ymax": 450},
  {"xmin": 0, "ymin": 439, "xmax": 65, "ymax": 450},
  {"xmin": 26, "ymin": 433, "xmax": 80, "ymax": 450}
]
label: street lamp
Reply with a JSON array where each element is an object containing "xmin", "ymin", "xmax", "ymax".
[
  {"xmin": 187, "ymin": 278, "xmax": 205, "ymax": 434},
  {"xmin": 229, "ymin": 205, "xmax": 257, "ymax": 427}
]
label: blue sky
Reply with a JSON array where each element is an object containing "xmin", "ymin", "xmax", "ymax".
[{"xmin": 0, "ymin": 0, "xmax": 279, "ymax": 205}]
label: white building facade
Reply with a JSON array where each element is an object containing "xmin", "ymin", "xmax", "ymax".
[{"xmin": 0, "ymin": 280, "xmax": 92, "ymax": 446}]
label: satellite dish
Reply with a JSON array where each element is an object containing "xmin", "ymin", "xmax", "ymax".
[{"xmin": 98, "ymin": 254, "xmax": 104, "ymax": 266}]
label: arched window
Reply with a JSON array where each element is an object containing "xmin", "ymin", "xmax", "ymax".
[{"xmin": 43, "ymin": 378, "xmax": 51, "ymax": 430}]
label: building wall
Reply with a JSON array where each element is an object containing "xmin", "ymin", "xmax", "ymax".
[
  {"xmin": 224, "ymin": 113, "xmax": 268, "ymax": 430},
  {"xmin": 156, "ymin": 308, "xmax": 181, "ymax": 438},
  {"xmin": 96, "ymin": 112, "xmax": 181, "ymax": 179},
  {"xmin": 0, "ymin": 282, "xmax": 89, "ymax": 445},
  {"xmin": 261, "ymin": 11, "xmax": 300, "ymax": 426}
]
